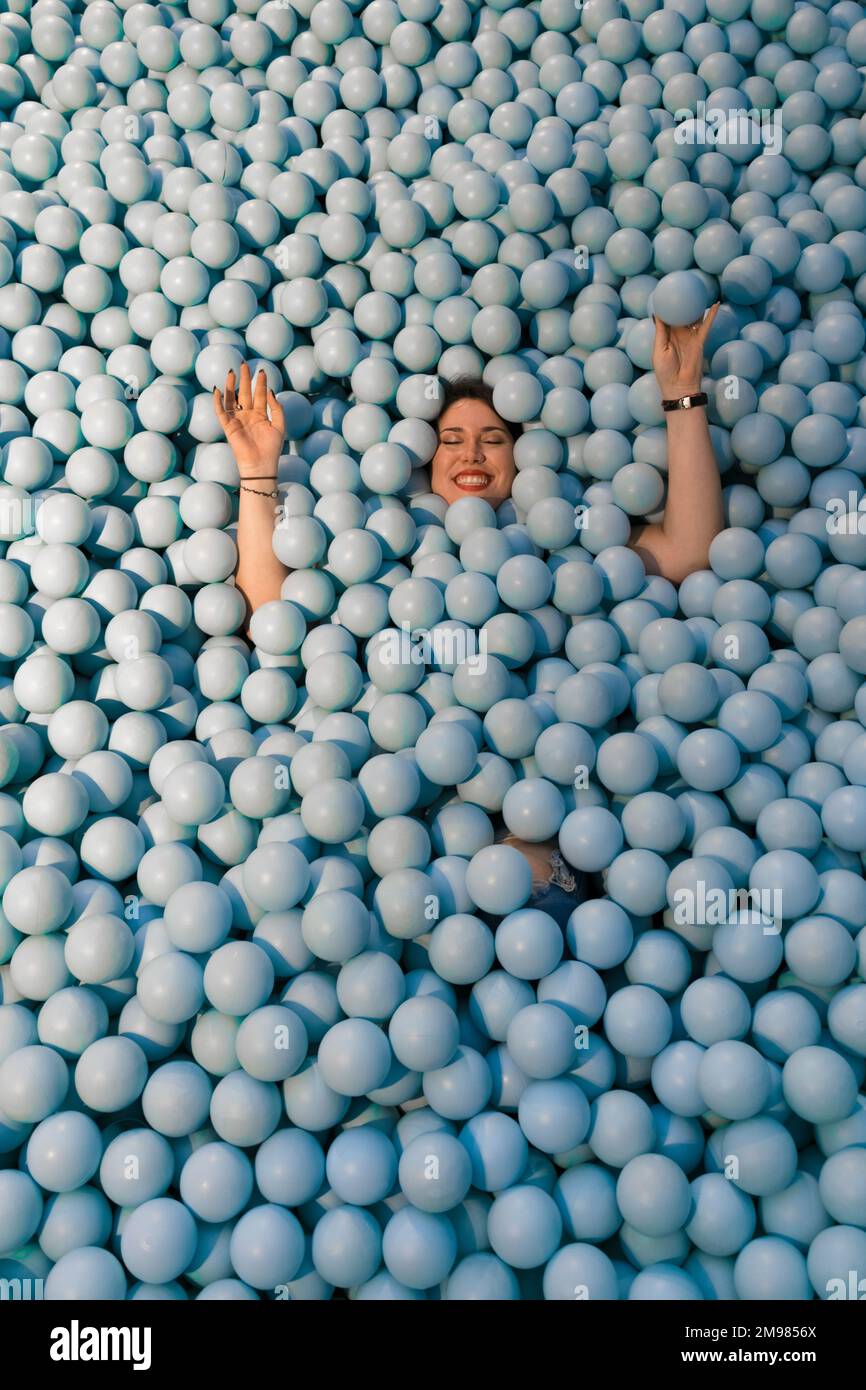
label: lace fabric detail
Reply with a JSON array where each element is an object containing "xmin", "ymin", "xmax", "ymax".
[{"xmin": 548, "ymin": 850, "xmax": 577, "ymax": 893}]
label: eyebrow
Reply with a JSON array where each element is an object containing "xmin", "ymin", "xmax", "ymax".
[{"xmin": 439, "ymin": 425, "xmax": 507, "ymax": 435}]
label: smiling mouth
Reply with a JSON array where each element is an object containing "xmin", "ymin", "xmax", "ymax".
[{"xmin": 453, "ymin": 471, "xmax": 493, "ymax": 491}]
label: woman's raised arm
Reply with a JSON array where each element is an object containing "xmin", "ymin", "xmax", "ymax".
[
  {"xmin": 629, "ymin": 305, "xmax": 724, "ymax": 586},
  {"xmin": 214, "ymin": 363, "xmax": 288, "ymax": 630}
]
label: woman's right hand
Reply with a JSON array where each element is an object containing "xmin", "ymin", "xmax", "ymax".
[
  {"xmin": 214, "ymin": 362, "xmax": 285, "ymax": 477},
  {"xmin": 652, "ymin": 303, "xmax": 720, "ymax": 400}
]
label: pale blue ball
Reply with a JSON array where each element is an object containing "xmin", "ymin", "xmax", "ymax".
[
  {"xmin": 209, "ymin": 1071, "xmax": 282, "ymax": 1147},
  {"xmin": 422, "ymin": 1045, "xmax": 492, "ymax": 1121},
  {"xmin": 649, "ymin": 270, "xmax": 708, "ymax": 326},
  {"xmin": 120, "ymin": 1198, "xmax": 198, "ymax": 1284},
  {"xmin": 229, "ymin": 1204, "xmax": 305, "ymax": 1289},
  {"xmin": 465, "ymin": 845, "xmax": 532, "ymax": 914},
  {"xmin": 382, "ymin": 1206, "xmax": 457, "ymax": 1289},
  {"xmin": 25, "ymin": 1112, "xmax": 102, "ymax": 1189},
  {"xmin": 734, "ymin": 1236, "xmax": 811, "ymax": 1301},
  {"xmin": 318, "ymin": 1018, "xmax": 392, "ymax": 1096},
  {"xmin": 487, "ymin": 1185, "xmax": 563, "ymax": 1269},
  {"xmin": 604, "ymin": 985, "xmax": 672, "ymax": 1058},
  {"xmin": 680, "ymin": 977, "xmax": 752, "ymax": 1047},
  {"xmin": 554, "ymin": 1163, "xmax": 620, "ymax": 1242},
  {"xmin": 543, "ymin": 1243, "xmax": 619, "ymax": 1300},
  {"xmin": 255, "ymin": 1130, "xmax": 325, "ymax": 1208},
  {"xmin": 398, "ymin": 1130, "xmax": 472, "ymax": 1211},
  {"xmin": 0, "ymin": 1169, "xmax": 43, "ymax": 1248},
  {"xmin": 760, "ymin": 1170, "xmax": 828, "ymax": 1250},
  {"xmin": 507, "ymin": 1003, "xmax": 577, "ymax": 1080},
  {"xmin": 706, "ymin": 1117, "xmax": 798, "ymax": 1196},
  {"xmin": 389, "ymin": 996, "xmax": 460, "ymax": 1071},
  {"xmin": 588, "ymin": 1090, "xmax": 656, "ymax": 1167},
  {"xmin": 44, "ymin": 1247, "xmax": 127, "ymax": 1301},
  {"xmin": 698, "ymin": 1041, "xmax": 771, "ymax": 1120},
  {"xmin": 326, "ymin": 1127, "xmax": 398, "ymax": 1205},
  {"xmin": 782, "ymin": 1045, "xmax": 859, "ymax": 1125},
  {"xmin": 179, "ymin": 1142, "xmax": 254, "ymax": 1223},
  {"xmin": 807, "ymin": 1226, "xmax": 866, "ymax": 1300},
  {"xmin": 566, "ymin": 899, "xmax": 633, "ymax": 969},
  {"xmin": 39, "ymin": 1187, "xmax": 113, "ymax": 1263},
  {"xmin": 495, "ymin": 909, "xmax": 564, "ymax": 980},
  {"xmin": 616, "ymin": 1153, "xmax": 691, "ymax": 1237},
  {"xmin": 518, "ymin": 1078, "xmax": 591, "ymax": 1154},
  {"xmin": 445, "ymin": 1252, "xmax": 520, "ymax": 1300}
]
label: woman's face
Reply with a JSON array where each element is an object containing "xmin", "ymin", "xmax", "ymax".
[{"xmin": 431, "ymin": 397, "xmax": 517, "ymax": 507}]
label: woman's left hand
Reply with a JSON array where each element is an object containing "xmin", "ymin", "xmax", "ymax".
[{"xmin": 652, "ymin": 302, "xmax": 720, "ymax": 399}]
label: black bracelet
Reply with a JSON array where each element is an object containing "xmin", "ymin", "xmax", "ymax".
[
  {"xmin": 239, "ymin": 483, "xmax": 280, "ymax": 498},
  {"xmin": 662, "ymin": 392, "xmax": 708, "ymax": 412}
]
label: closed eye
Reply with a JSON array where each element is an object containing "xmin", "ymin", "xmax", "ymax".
[{"xmin": 440, "ymin": 432, "xmax": 507, "ymax": 443}]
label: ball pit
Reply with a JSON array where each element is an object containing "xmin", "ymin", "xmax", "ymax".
[{"xmin": 0, "ymin": 0, "xmax": 863, "ymax": 1308}]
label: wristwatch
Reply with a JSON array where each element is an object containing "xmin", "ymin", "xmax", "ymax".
[{"xmin": 662, "ymin": 392, "xmax": 708, "ymax": 412}]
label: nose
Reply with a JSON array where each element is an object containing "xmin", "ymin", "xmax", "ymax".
[{"xmin": 459, "ymin": 436, "xmax": 485, "ymax": 465}]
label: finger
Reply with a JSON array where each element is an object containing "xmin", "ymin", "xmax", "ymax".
[
  {"xmin": 253, "ymin": 367, "xmax": 268, "ymax": 413},
  {"xmin": 699, "ymin": 301, "xmax": 721, "ymax": 341},
  {"xmin": 268, "ymin": 389, "xmax": 285, "ymax": 439},
  {"xmin": 239, "ymin": 361, "xmax": 253, "ymax": 410},
  {"xmin": 224, "ymin": 370, "xmax": 236, "ymax": 413},
  {"xmin": 653, "ymin": 314, "xmax": 671, "ymax": 348},
  {"xmin": 213, "ymin": 388, "xmax": 229, "ymax": 432}
]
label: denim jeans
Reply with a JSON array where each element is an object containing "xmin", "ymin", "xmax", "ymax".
[
  {"xmin": 529, "ymin": 879, "xmax": 584, "ymax": 928},
  {"xmin": 526, "ymin": 850, "xmax": 586, "ymax": 927}
]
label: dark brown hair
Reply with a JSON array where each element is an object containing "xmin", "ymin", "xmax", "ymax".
[{"xmin": 436, "ymin": 376, "xmax": 522, "ymax": 444}]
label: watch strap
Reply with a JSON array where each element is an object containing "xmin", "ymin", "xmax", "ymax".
[{"xmin": 662, "ymin": 392, "xmax": 708, "ymax": 412}]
